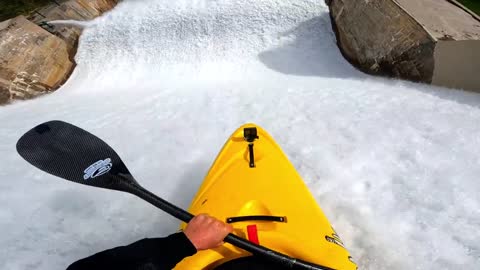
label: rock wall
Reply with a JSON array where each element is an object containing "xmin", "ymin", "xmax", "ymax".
[
  {"xmin": 29, "ymin": 0, "xmax": 119, "ymax": 53},
  {"xmin": 327, "ymin": 0, "xmax": 480, "ymax": 92},
  {"xmin": 0, "ymin": 16, "xmax": 73, "ymax": 102},
  {"xmin": 0, "ymin": 0, "xmax": 119, "ymax": 105}
]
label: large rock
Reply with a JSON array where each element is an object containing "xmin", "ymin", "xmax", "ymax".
[
  {"xmin": 0, "ymin": 0, "xmax": 119, "ymax": 105},
  {"xmin": 0, "ymin": 16, "xmax": 74, "ymax": 103},
  {"xmin": 327, "ymin": 0, "xmax": 480, "ymax": 91}
]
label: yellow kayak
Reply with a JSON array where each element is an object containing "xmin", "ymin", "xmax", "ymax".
[{"xmin": 175, "ymin": 124, "xmax": 357, "ymax": 270}]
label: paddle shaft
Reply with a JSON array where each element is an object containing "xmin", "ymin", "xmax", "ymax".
[{"xmin": 122, "ymin": 176, "xmax": 334, "ymax": 270}]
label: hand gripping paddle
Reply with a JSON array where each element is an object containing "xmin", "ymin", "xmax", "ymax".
[{"xmin": 16, "ymin": 121, "xmax": 334, "ymax": 270}]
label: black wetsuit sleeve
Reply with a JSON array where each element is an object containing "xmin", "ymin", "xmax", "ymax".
[{"xmin": 66, "ymin": 232, "xmax": 197, "ymax": 270}]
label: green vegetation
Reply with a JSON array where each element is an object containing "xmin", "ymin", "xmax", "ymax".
[
  {"xmin": 0, "ymin": 0, "xmax": 54, "ymax": 21},
  {"xmin": 458, "ymin": 0, "xmax": 480, "ymax": 15}
]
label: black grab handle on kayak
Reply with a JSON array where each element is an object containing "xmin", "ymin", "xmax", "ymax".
[
  {"xmin": 130, "ymin": 184, "xmax": 334, "ymax": 270},
  {"xmin": 226, "ymin": 215, "xmax": 287, "ymax": 223}
]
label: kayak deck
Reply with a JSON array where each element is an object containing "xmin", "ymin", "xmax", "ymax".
[{"xmin": 175, "ymin": 124, "xmax": 357, "ymax": 270}]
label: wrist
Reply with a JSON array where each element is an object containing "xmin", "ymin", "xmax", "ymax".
[{"xmin": 182, "ymin": 230, "xmax": 200, "ymax": 251}]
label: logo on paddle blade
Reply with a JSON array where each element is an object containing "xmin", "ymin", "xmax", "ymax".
[{"xmin": 83, "ymin": 158, "xmax": 112, "ymax": 180}]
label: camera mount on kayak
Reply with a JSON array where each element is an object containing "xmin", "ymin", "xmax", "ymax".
[{"xmin": 244, "ymin": 127, "xmax": 259, "ymax": 168}]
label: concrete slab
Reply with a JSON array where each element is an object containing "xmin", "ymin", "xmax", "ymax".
[
  {"xmin": 395, "ymin": 0, "xmax": 480, "ymax": 40},
  {"xmin": 433, "ymin": 40, "xmax": 480, "ymax": 91}
]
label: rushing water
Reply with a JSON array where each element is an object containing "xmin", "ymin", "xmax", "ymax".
[{"xmin": 1, "ymin": 0, "xmax": 480, "ymax": 269}]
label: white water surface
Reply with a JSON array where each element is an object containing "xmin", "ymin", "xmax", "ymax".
[{"xmin": 1, "ymin": 0, "xmax": 480, "ymax": 269}]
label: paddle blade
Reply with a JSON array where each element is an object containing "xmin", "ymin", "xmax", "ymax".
[{"xmin": 16, "ymin": 120, "xmax": 136, "ymax": 191}]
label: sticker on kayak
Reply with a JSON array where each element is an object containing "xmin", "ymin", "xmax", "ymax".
[
  {"xmin": 325, "ymin": 227, "xmax": 345, "ymax": 249},
  {"xmin": 83, "ymin": 158, "xmax": 112, "ymax": 180}
]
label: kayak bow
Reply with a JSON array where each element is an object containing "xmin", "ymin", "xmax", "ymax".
[{"xmin": 176, "ymin": 124, "xmax": 357, "ymax": 270}]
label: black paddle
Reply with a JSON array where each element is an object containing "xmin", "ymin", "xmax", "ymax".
[{"xmin": 16, "ymin": 120, "xmax": 334, "ymax": 270}]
